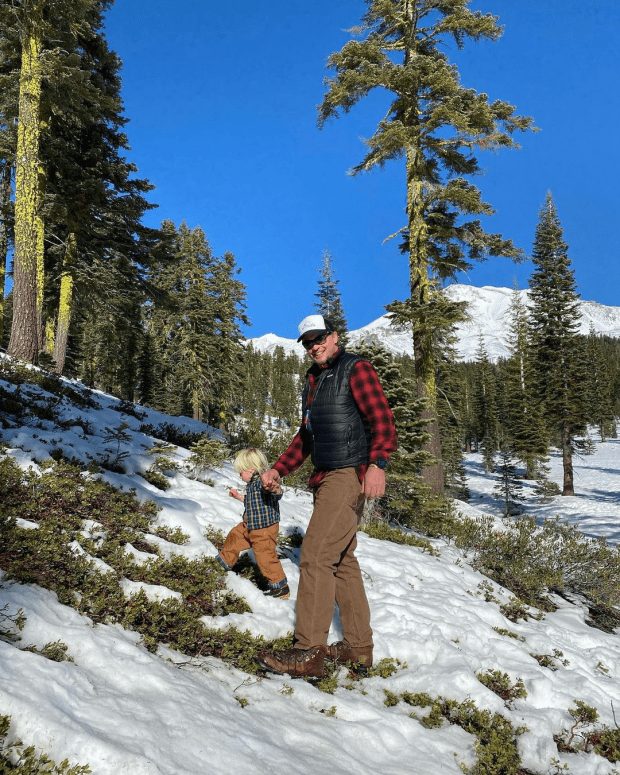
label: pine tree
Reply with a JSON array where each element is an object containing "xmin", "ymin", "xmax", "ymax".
[
  {"xmin": 0, "ymin": 0, "xmax": 158, "ymax": 372},
  {"xmin": 503, "ymin": 285, "xmax": 548, "ymax": 479},
  {"xmin": 314, "ymin": 247, "xmax": 349, "ymax": 347},
  {"xmin": 472, "ymin": 334, "xmax": 501, "ymax": 472},
  {"xmin": 528, "ymin": 192, "xmax": 586, "ymax": 496},
  {"xmin": 42, "ymin": 1, "xmax": 157, "ymax": 376},
  {"xmin": 4, "ymin": 0, "xmax": 46, "ymax": 361},
  {"xmin": 318, "ymin": 0, "xmax": 535, "ymax": 493},
  {"xmin": 435, "ymin": 330, "xmax": 468, "ymax": 499},
  {"xmin": 145, "ymin": 222, "xmax": 217, "ymax": 421},
  {"xmin": 144, "ymin": 221, "xmax": 248, "ymax": 425},
  {"xmin": 350, "ymin": 341, "xmax": 450, "ymax": 534},
  {"xmin": 584, "ymin": 329, "xmax": 615, "ymax": 442},
  {"xmin": 492, "ymin": 450, "xmax": 524, "ymax": 517}
]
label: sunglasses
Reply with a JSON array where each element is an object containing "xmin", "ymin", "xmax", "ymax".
[{"xmin": 302, "ymin": 332, "xmax": 330, "ymax": 350}]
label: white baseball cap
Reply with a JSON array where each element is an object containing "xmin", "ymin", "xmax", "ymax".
[{"xmin": 297, "ymin": 314, "xmax": 335, "ymax": 342}]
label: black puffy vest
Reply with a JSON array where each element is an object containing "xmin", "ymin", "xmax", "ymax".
[{"xmin": 302, "ymin": 351, "xmax": 371, "ymax": 470}]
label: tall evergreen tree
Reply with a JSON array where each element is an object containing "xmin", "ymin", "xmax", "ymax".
[
  {"xmin": 207, "ymin": 249, "xmax": 250, "ymax": 426},
  {"xmin": 314, "ymin": 247, "xmax": 349, "ymax": 347},
  {"xmin": 528, "ymin": 192, "xmax": 586, "ymax": 496},
  {"xmin": 0, "ymin": 0, "xmax": 157, "ymax": 371},
  {"xmin": 1, "ymin": 0, "xmax": 99, "ymax": 361},
  {"xmin": 318, "ymin": 0, "xmax": 535, "ymax": 493},
  {"xmin": 503, "ymin": 285, "xmax": 548, "ymax": 479},
  {"xmin": 43, "ymin": 5, "xmax": 158, "ymax": 375},
  {"xmin": 350, "ymin": 341, "xmax": 450, "ymax": 534},
  {"xmin": 472, "ymin": 334, "xmax": 501, "ymax": 472},
  {"xmin": 583, "ymin": 329, "xmax": 615, "ymax": 442},
  {"xmin": 144, "ymin": 221, "xmax": 248, "ymax": 425}
]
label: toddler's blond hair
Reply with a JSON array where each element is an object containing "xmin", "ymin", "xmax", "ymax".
[{"xmin": 233, "ymin": 448, "xmax": 269, "ymax": 474}]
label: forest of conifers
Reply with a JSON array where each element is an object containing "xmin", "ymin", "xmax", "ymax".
[{"xmin": 1, "ymin": 1, "xmax": 619, "ymax": 530}]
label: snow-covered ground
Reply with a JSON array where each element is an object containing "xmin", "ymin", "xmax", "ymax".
[{"xmin": 1, "ymin": 367, "xmax": 620, "ymax": 774}]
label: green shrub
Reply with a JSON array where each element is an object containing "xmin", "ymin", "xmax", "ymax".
[
  {"xmin": 499, "ymin": 597, "xmax": 543, "ymax": 623},
  {"xmin": 204, "ymin": 526, "xmax": 226, "ymax": 550},
  {"xmin": 277, "ymin": 528, "xmax": 304, "ymax": 551},
  {"xmin": 185, "ymin": 436, "xmax": 229, "ymax": 479},
  {"xmin": 530, "ymin": 650, "xmax": 569, "ymax": 671},
  {"xmin": 359, "ymin": 520, "xmax": 437, "ymax": 555},
  {"xmin": 0, "ymin": 715, "xmax": 91, "ymax": 774},
  {"xmin": 152, "ymin": 526, "xmax": 189, "ymax": 545},
  {"xmin": 367, "ymin": 658, "xmax": 403, "ymax": 679},
  {"xmin": 22, "ymin": 641, "xmax": 73, "ymax": 663},
  {"xmin": 139, "ymin": 470, "xmax": 172, "ymax": 490},
  {"xmin": 0, "ymin": 457, "xmax": 293, "ymax": 673},
  {"xmin": 453, "ymin": 513, "xmax": 620, "ymax": 631},
  {"xmin": 491, "ymin": 627, "xmax": 525, "ymax": 642},
  {"xmin": 139, "ymin": 423, "xmax": 204, "ymax": 448},
  {"xmin": 396, "ymin": 692, "xmax": 527, "ymax": 774},
  {"xmin": 476, "ymin": 669, "xmax": 527, "ymax": 706},
  {"xmin": 145, "ymin": 442, "xmax": 180, "ymax": 475},
  {"xmin": 0, "ymin": 602, "xmax": 26, "ymax": 642}
]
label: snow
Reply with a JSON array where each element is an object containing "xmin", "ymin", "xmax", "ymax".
[
  {"xmin": 249, "ymin": 283, "xmax": 620, "ymax": 362},
  {"xmin": 2, "ymin": 356, "xmax": 620, "ymax": 774}
]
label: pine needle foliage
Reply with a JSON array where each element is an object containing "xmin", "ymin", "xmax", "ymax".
[
  {"xmin": 501, "ymin": 285, "xmax": 549, "ymax": 479},
  {"xmin": 318, "ymin": 0, "xmax": 536, "ymax": 492},
  {"xmin": 314, "ymin": 247, "xmax": 349, "ymax": 347},
  {"xmin": 350, "ymin": 341, "xmax": 453, "ymax": 535},
  {"xmin": 528, "ymin": 193, "xmax": 587, "ymax": 496}
]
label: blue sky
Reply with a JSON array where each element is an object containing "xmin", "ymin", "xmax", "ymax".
[{"xmin": 103, "ymin": 0, "xmax": 620, "ymax": 338}]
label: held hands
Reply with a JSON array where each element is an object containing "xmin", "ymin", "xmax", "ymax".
[
  {"xmin": 363, "ymin": 466, "xmax": 385, "ymax": 499},
  {"xmin": 261, "ymin": 468, "xmax": 281, "ymax": 493},
  {"xmin": 228, "ymin": 487, "xmax": 243, "ymax": 502}
]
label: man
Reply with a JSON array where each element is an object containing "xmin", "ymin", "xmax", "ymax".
[{"xmin": 257, "ymin": 314, "xmax": 397, "ymax": 678}]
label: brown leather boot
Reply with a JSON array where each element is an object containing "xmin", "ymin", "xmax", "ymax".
[
  {"xmin": 327, "ymin": 640, "xmax": 373, "ymax": 667},
  {"xmin": 257, "ymin": 646, "xmax": 327, "ymax": 678}
]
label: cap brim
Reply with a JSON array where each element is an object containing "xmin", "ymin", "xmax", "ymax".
[{"xmin": 297, "ymin": 328, "xmax": 327, "ymax": 343}]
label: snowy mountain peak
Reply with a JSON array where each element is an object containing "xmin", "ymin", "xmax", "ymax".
[{"xmin": 248, "ymin": 284, "xmax": 620, "ymax": 362}]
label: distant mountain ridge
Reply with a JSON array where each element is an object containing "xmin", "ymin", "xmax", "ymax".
[{"xmin": 248, "ymin": 284, "xmax": 620, "ymax": 362}]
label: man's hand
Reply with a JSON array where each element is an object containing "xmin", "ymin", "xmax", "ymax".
[
  {"xmin": 261, "ymin": 468, "xmax": 281, "ymax": 493},
  {"xmin": 363, "ymin": 466, "xmax": 385, "ymax": 499}
]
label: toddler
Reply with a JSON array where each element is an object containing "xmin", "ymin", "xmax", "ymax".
[{"xmin": 216, "ymin": 448, "xmax": 289, "ymax": 598}]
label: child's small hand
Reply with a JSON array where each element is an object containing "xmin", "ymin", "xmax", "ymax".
[{"xmin": 229, "ymin": 487, "xmax": 241, "ymax": 500}]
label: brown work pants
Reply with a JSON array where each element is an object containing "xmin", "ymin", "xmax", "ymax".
[
  {"xmin": 219, "ymin": 522, "xmax": 286, "ymax": 586},
  {"xmin": 294, "ymin": 467, "xmax": 373, "ymax": 650}
]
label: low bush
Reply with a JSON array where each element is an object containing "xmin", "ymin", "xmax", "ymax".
[
  {"xmin": 476, "ymin": 669, "xmax": 527, "ymax": 706},
  {"xmin": 555, "ymin": 700, "xmax": 620, "ymax": 763},
  {"xmin": 0, "ymin": 715, "xmax": 91, "ymax": 774},
  {"xmin": 0, "ymin": 457, "xmax": 287, "ymax": 673},
  {"xmin": 139, "ymin": 470, "xmax": 172, "ymax": 490},
  {"xmin": 139, "ymin": 422, "xmax": 205, "ymax": 449},
  {"xmin": 359, "ymin": 520, "xmax": 437, "ymax": 555},
  {"xmin": 185, "ymin": 436, "xmax": 229, "ymax": 480},
  {"xmin": 394, "ymin": 692, "xmax": 527, "ymax": 775},
  {"xmin": 453, "ymin": 514, "xmax": 620, "ymax": 631}
]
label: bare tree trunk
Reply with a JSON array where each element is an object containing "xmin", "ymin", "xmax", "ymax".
[
  {"xmin": 8, "ymin": 8, "xmax": 44, "ymax": 363},
  {"xmin": 561, "ymin": 424, "xmax": 574, "ymax": 496},
  {"xmin": 0, "ymin": 162, "xmax": 12, "ymax": 346},
  {"xmin": 407, "ymin": 146, "xmax": 445, "ymax": 494},
  {"xmin": 53, "ymin": 233, "xmax": 76, "ymax": 374}
]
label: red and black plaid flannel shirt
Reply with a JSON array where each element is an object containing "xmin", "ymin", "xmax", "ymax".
[{"xmin": 273, "ymin": 351, "xmax": 397, "ymax": 487}]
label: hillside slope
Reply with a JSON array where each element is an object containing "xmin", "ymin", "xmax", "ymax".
[{"xmin": 1, "ymin": 357, "xmax": 619, "ymax": 775}]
